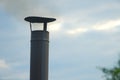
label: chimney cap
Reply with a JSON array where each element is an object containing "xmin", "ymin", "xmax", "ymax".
[{"xmin": 24, "ymin": 16, "xmax": 56, "ymax": 23}]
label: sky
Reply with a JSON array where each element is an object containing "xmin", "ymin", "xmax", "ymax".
[{"xmin": 0, "ymin": 0, "xmax": 120, "ymax": 80}]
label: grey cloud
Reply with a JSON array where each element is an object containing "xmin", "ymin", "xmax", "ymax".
[
  {"xmin": 0, "ymin": 0, "xmax": 59, "ymax": 20},
  {"xmin": 1, "ymin": 0, "xmax": 120, "ymax": 26}
]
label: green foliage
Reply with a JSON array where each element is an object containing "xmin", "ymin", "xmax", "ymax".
[{"xmin": 100, "ymin": 60, "xmax": 120, "ymax": 80}]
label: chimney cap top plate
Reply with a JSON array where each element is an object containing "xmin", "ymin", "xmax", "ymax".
[{"xmin": 24, "ymin": 16, "xmax": 56, "ymax": 23}]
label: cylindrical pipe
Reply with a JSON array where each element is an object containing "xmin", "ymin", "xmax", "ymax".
[{"xmin": 30, "ymin": 31, "xmax": 49, "ymax": 80}]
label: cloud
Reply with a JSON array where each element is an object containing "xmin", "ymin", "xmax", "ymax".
[
  {"xmin": 66, "ymin": 28, "xmax": 89, "ymax": 35},
  {"xmin": 1, "ymin": 72, "xmax": 29, "ymax": 80},
  {"xmin": 0, "ymin": 59, "xmax": 29, "ymax": 80},
  {"xmin": 65, "ymin": 19, "xmax": 120, "ymax": 36},
  {"xmin": 93, "ymin": 19, "xmax": 120, "ymax": 31},
  {"xmin": 0, "ymin": 0, "xmax": 120, "ymax": 35},
  {"xmin": 0, "ymin": 59, "xmax": 9, "ymax": 69},
  {"xmin": 0, "ymin": 59, "xmax": 10, "ymax": 79},
  {"xmin": 48, "ymin": 19, "xmax": 62, "ymax": 32},
  {"xmin": 0, "ymin": 0, "xmax": 59, "ymax": 16}
]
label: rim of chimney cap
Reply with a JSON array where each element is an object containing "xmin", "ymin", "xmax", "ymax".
[{"xmin": 24, "ymin": 16, "xmax": 56, "ymax": 23}]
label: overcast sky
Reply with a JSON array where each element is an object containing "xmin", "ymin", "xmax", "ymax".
[{"xmin": 0, "ymin": 0, "xmax": 120, "ymax": 80}]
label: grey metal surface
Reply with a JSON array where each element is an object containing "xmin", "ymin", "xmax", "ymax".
[{"xmin": 30, "ymin": 31, "xmax": 49, "ymax": 80}]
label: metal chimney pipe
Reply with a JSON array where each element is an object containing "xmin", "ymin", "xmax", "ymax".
[
  {"xmin": 30, "ymin": 31, "xmax": 49, "ymax": 80},
  {"xmin": 24, "ymin": 16, "xmax": 56, "ymax": 80}
]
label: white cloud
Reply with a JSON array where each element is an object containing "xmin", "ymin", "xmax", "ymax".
[
  {"xmin": 0, "ymin": 59, "xmax": 9, "ymax": 69},
  {"xmin": 93, "ymin": 19, "xmax": 120, "ymax": 31},
  {"xmin": 48, "ymin": 22, "xmax": 62, "ymax": 32},
  {"xmin": 66, "ymin": 28, "xmax": 89, "ymax": 35},
  {"xmin": 64, "ymin": 19, "xmax": 120, "ymax": 35},
  {"xmin": 1, "ymin": 72, "xmax": 29, "ymax": 80},
  {"xmin": 52, "ymin": 19, "xmax": 120, "ymax": 37}
]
